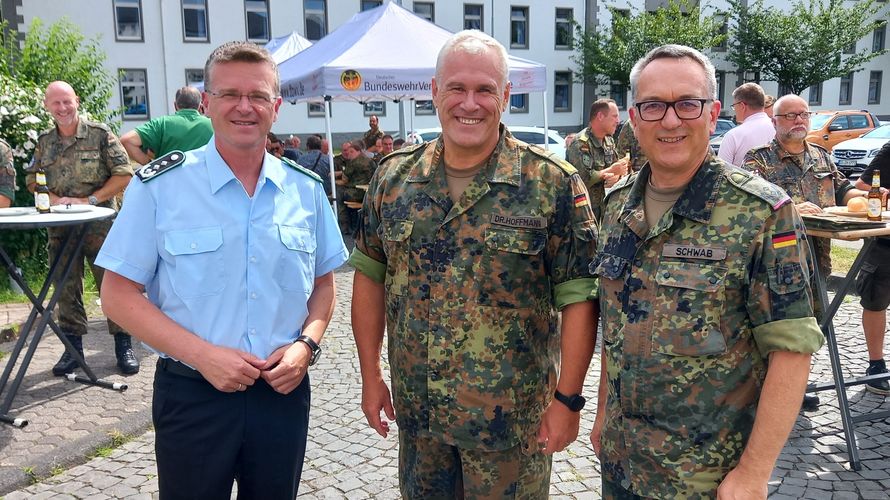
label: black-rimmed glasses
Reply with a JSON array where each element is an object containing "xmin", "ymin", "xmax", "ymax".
[
  {"xmin": 776, "ymin": 111, "xmax": 812, "ymax": 121},
  {"xmin": 634, "ymin": 99, "xmax": 712, "ymax": 122}
]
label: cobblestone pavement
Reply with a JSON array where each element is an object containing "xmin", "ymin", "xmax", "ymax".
[{"xmin": 2, "ymin": 267, "xmax": 889, "ymax": 499}]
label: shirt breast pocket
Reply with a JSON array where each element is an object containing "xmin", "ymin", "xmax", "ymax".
[
  {"xmin": 164, "ymin": 227, "xmax": 225, "ymax": 299},
  {"xmin": 591, "ymin": 253, "xmax": 629, "ymax": 345},
  {"xmin": 479, "ymin": 227, "xmax": 546, "ymax": 308},
  {"xmin": 276, "ymin": 225, "xmax": 316, "ymax": 293},
  {"xmin": 380, "ymin": 219, "xmax": 413, "ymax": 297},
  {"xmin": 653, "ymin": 260, "xmax": 728, "ymax": 356}
]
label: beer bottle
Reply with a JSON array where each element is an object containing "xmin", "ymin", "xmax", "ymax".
[
  {"xmin": 866, "ymin": 170, "xmax": 882, "ymax": 221},
  {"xmin": 34, "ymin": 167, "xmax": 50, "ymax": 214}
]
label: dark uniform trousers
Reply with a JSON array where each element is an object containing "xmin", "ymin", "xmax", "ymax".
[{"xmin": 153, "ymin": 358, "xmax": 310, "ymax": 500}]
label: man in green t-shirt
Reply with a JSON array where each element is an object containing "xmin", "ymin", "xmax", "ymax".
[{"xmin": 120, "ymin": 86, "xmax": 213, "ymax": 165}]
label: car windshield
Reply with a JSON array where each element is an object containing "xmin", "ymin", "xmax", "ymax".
[
  {"xmin": 810, "ymin": 114, "xmax": 831, "ymax": 130},
  {"xmin": 864, "ymin": 125, "xmax": 890, "ymax": 139},
  {"xmin": 512, "ymin": 131, "xmax": 558, "ymax": 145}
]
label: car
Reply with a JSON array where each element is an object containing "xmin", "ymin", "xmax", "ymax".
[
  {"xmin": 806, "ymin": 109, "xmax": 881, "ymax": 151},
  {"xmin": 712, "ymin": 118, "xmax": 736, "ymax": 139},
  {"xmin": 407, "ymin": 125, "xmax": 567, "ymax": 159},
  {"xmin": 831, "ymin": 124, "xmax": 890, "ymax": 179}
]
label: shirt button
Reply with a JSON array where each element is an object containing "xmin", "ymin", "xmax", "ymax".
[
  {"xmin": 250, "ymin": 328, "xmax": 256, "ymax": 335},
  {"xmin": 709, "ymin": 277, "xmax": 718, "ymax": 284},
  {"xmin": 250, "ymin": 256, "xmax": 257, "ymax": 263},
  {"xmin": 433, "ymin": 275, "xmax": 441, "ymax": 283},
  {"xmin": 663, "ymin": 272, "xmax": 671, "ymax": 279},
  {"xmin": 784, "ymin": 277, "xmax": 793, "ymax": 285},
  {"xmin": 190, "ymin": 243, "xmax": 197, "ymax": 249},
  {"xmin": 250, "ymin": 292, "xmax": 257, "ymax": 299},
  {"xmin": 634, "ymin": 259, "xmax": 643, "ymax": 267}
]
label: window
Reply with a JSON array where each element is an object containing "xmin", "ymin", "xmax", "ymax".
[
  {"xmin": 869, "ymin": 71, "xmax": 882, "ymax": 104},
  {"xmin": 873, "ymin": 23, "xmax": 886, "ymax": 52},
  {"xmin": 415, "ymin": 100, "xmax": 435, "ymax": 115},
  {"xmin": 829, "ymin": 116, "xmax": 850, "ymax": 131},
  {"xmin": 778, "ymin": 82, "xmax": 793, "ymax": 98},
  {"xmin": 185, "ymin": 68, "xmax": 204, "ymax": 87},
  {"xmin": 849, "ymin": 114, "xmax": 869, "ymax": 129},
  {"xmin": 413, "ymin": 2, "xmax": 434, "ymax": 22},
  {"xmin": 360, "ymin": 0, "xmax": 381, "ymax": 11},
  {"xmin": 808, "ymin": 83, "xmax": 822, "ymax": 106},
  {"xmin": 555, "ymin": 8, "xmax": 573, "ymax": 50},
  {"xmin": 464, "ymin": 4, "xmax": 483, "ymax": 30},
  {"xmin": 305, "ymin": 0, "xmax": 327, "ymax": 40},
  {"xmin": 610, "ymin": 83, "xmax": 627, "ymax": 110},
  {"xmin": 714, "ymin": 13, "xmax": 728, "ymax": 52},
  {"xmin": 363, "ymin": 101, "xmax": 385, "ymax": 117},
  {"xmin": 182, "ymin": 0, "xmax": 209, "ymax": 42},
  {"xmin": 554, "ymin": 71, "xmax": 572, "ymax": 112},
  {"xmin": 844, "ymin": 42, "xmax": 856, "ymax": 54},
  {"xmin": 511, "ymin": 7, "xmax": 529, "ymax": 49},
  {"xmin": 716, "ymin": 71, "xmax": 726, "ymax": 104},
  {"xmin": 510, "ymin": 94, "xmax": 528, "ymax": 113},
  {"xmin": 245, "ymin": 0, "xmax": 270, "ymax": 42},
  {"xmin": 308, "ymin": 102, "xmax": 329, "ymax": 117},
  {"xmin": 120, "ymin": 69, "xmax": 149, "ymax": 120},
  {"xmin": 113, "ymin": 0, "xmax": 143, "ymax": 41},
  {"xmin": 839, "ymin": 72, "xmax": 853, "ymax": 105}
]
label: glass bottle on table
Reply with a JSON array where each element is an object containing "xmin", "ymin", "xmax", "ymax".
[
  {"xmin": 866, "ymin": 170, "xmax": 882, "ymax": 221},
  {"xmin": 34, "ymin": 167, "xmax": 50, "ymax": 214}
]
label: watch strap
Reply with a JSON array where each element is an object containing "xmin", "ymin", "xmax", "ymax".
[{"xmin": 295, "ymin": 335, "xmax": 321, "ymax": 366}]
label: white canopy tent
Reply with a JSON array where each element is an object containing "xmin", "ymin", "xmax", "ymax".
[
  {"xmin": 265, "ymin": 31, "xmax": 313, "ymax": 64},
  {"xmin": 276, "ymin": 1, "xmax": 550, "ymax": 209}
]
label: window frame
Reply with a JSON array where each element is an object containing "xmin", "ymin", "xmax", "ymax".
[
  {"xmin": 245, "ymin": 0, "xmax": 271, "ymax": 43},
  {"xmin": 808, "ymin": 82, "xmax": 822, "ymax": 106},
  {"xmin": 464, "ymin": 4, "xmax": 483, "ymax": 31},
  {"xmin": 610, "ymin": 83, "xmax": 627, "ymax": 110},
  {"xmin": 555, "ymin": 8, "xmax": 573, "ymax": 50},
  {"xmin": 415, "ymin": 100, "xmax": 436, "ymax": 116},
  {"xmin": 413, "ymin": 2, "xmax": 435, "ymax": 23},
  {"xmin": 304, "ymin": 0, "xmax": 328, "ymax": 41},
  {"xmin": 839, "ymin": 72, "xmax": 853, "ymax": 105},
  {"xmin": 182, "ymin": 0, "xmax": 210, "ymax": 43},
  {"xmin": 360, "ymin": 0, "xmax": 382, "ymax": 11},
  {"xmin": 308, "ymin": 102, "xmax": 330, "ymax": 118},
  {"xmin": 554, "ymin": 70, "xmax": 572, "ymax": 113},
  {"xmin": 510, "ymin": 6, "xmax": 529, "ymax": 49},
  {"xmin": 119, "ymin": 68, "xmax": 150, "ymax": 121},
  {"xmin": 363, "ymin": 101, "xmax": 386, "ymax": 117},
  {"xmin": 873, "ymin": 22, "xmax": 886, "ymax": 52},
  {"xmin": 184, "ymin": 68, "xmax": 205, "ymax": 87},
  {"xmin": 510, "ymin": 94, "xmax": 529, "ymax": 114},
  {"xmin": 113, "ymin": 0, "xmax": 144, "ymax": 42},
  {"xmin": 869, "ymin": 71, "xmax": 883, "ymax": 105}
]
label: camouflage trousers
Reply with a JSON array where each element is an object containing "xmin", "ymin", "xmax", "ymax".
[
  {"xmin": 601, "ymin": 477, "xmax": 647, "ymax": 500},
  {"xmin": 398, "ymin": 431, "xmax": 551, "ymax": 499},
  {"xmin": 48, "ymin": 221, "xmax": 125, "ymax": 337}
]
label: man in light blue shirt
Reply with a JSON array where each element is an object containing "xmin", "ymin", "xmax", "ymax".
[{"xmin": 97, "ymin": 41, "xmax": 347, "ymax": 499}]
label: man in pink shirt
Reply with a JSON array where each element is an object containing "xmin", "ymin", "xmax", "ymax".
[{"xmin": 718, "ymin": 83, "xmax": 775, "ymax": 167}]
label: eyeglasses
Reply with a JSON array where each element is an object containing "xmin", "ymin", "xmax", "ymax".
[
  {"xmin": 634, "ymin": 99, "xmax": 712, "ymax": 122},
  {"xmin": 730, "ymin": 101, "xmax": 745, "ymax": 110},
  {"xmin": 206, "ymin": 90, "xmax": 278, "ymax": 107},
  {"xmin": 776, "ymin": 111, "xmax": 812, "ymax": 121}
]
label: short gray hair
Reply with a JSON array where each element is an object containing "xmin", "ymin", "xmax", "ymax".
[
  {"xmin": 204, "ymin": 41, "xmax": 280, "ymax": 95},
  {"xmin": 629, "ymin": 44, "xmax": 717, "ymax": 102},
  {"xmin": 435, "ymin": 30, "xmax": 509, "ymax": 90}
]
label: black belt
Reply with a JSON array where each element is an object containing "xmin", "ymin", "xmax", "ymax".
[{"xmin": 157, "ymin": 357, "xmax": 205, "ymax": 381}]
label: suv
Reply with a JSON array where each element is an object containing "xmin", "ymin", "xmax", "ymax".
[
  {"xmin": 806, "ymin": 110, "xmax": 881, "ymax": 151},
  {"xmin": 831, "ymin": 124, "xmax": 890, "ymax": 179}
]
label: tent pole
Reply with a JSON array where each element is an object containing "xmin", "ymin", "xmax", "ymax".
[
  {"xmin": 398, "ymin": 100, "xmax": 406, "ymax": 141},
  {"xmin": 542, "ymin": 90, "xmax": 550, "ymax": 152},
  {"xmin": 324, "ymin": 97, "xmax": 338, "ymax": 214}
]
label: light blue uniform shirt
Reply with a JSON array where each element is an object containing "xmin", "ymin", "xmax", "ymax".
[{"xmin": 96, "ymin": 141, "xmax": 348, "ymax": 359}]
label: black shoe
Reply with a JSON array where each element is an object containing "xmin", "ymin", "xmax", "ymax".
[
  {"xmin": 114, "ymin": 333, "xmax": 140, "ymax": 375},
  {"xmin": 801, "ymin": 394, "xmax": 820, "ymax": 411},
  {"xmin": 865, "ymin": 362, "xmax": 890, "ymax": 396},
  {"xmin": 52, "ymin": 334, "xmax": 84, "ymax": 376}
]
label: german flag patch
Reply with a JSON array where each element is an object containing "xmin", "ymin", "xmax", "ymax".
[
  {"xmin": 574, "ymin": 193, "xmax": 589, "ymax": 208},
  {"xmin": 772, "ymin": 231, "xmax": 797, "ymax": 249}
]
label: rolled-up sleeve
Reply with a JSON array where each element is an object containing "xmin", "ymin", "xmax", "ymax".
[
  {"xmin": 348, "ymin": 166, "xmax": 387, "ymax": 282},
  {"xmin": 549, "ymin": 172, "xmax": 598, "ymax": 310}
]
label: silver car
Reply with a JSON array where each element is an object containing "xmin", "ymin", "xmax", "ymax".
[{"xmin": 831, "ymin": 124, "xmax": 890, "ymax": 179}]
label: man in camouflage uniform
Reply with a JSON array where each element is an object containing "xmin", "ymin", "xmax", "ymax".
[
  {"xmin": 615, "ymin": 120, "xmax": 647, "ymax": 173},
  {"xmin": 591, "ymin": 45, "xmax": 824, "ymax": 499},
  {"xmin": 565, "ymin": 98, "xmax": 629, "ymax": 219},
  {"xmin": 349, "ymin": 30, "xmax": 598, "ymax": 498},
  {"xmin": 336, "ymin": 139, "xmax": 376, "ymax": 229},
  {"xmin": 0, "ymin": 138, "xmax": 14, "ymax": 208},
  {"xmin": 26, "ymin": 81, "xmax": 138, "ymax": 375},
  {"xmin": 362, "ymin": 114, "xmax": 384, "ymax": 153}
]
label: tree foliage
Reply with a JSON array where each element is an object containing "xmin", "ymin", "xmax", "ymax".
[
  {"xmin": 727, "ymin": 0, "xmax": 888, "ymax": 95},
  {"xmin": 571, "ymin": 0, "xmax": 727, "ymax": 87}
]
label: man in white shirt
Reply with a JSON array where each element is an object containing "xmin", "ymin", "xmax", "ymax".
[{"xmin": 718, "ymin": 83, "xmax": 775, "ymax": 167}]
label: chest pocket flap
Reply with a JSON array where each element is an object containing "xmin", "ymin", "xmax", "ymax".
[
  {"xmin": 279, "ymin": 225, "xmax": 316, "ymax": 253},
  {"xmin": 165, "ymin": 227, "xmax": 223, "ymax": 255},
  {"xmin": 485, "ymin": 227, "xmax": 545, "ymax": 255},
  {"xmin": 382, "ymin": 220, "xmax": 414, "ymax": 242},
  {"xmin": 655, "ymin": 260, "xmax": 726, "ymax": 291},
  {"xmin": 591, "ymin": 254, "xmax": 629, "ymax": 280}
]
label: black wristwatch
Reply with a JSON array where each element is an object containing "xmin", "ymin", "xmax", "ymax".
[
  {"xmin": 295, "ymin": 335, "xmax": 321, "ymax": 366},
  {"xmin": 554, "ymin": 390, "xmax": 586, "ymax": 412}
]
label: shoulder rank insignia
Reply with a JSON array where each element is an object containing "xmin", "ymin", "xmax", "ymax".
[
  {"xmin": 135, "ymin": 151, "xmax": 185, "ymax": 182},
  {"xmin": 281, "ymin": 157, "xmax": 323, "ymax": 183}
]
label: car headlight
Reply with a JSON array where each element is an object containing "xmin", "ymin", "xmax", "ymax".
[{"xmin": 869, "ymin": 149, "xmax": 880, "ymax": 157}]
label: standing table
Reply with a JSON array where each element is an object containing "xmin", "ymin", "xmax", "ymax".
[
  {"xmin": 0, "ymin": 206, "xmax": 127, "ymax": 428},
  {"xmin": 803, "ymin": 218, "xmax": 890, "ymax": 471}
]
